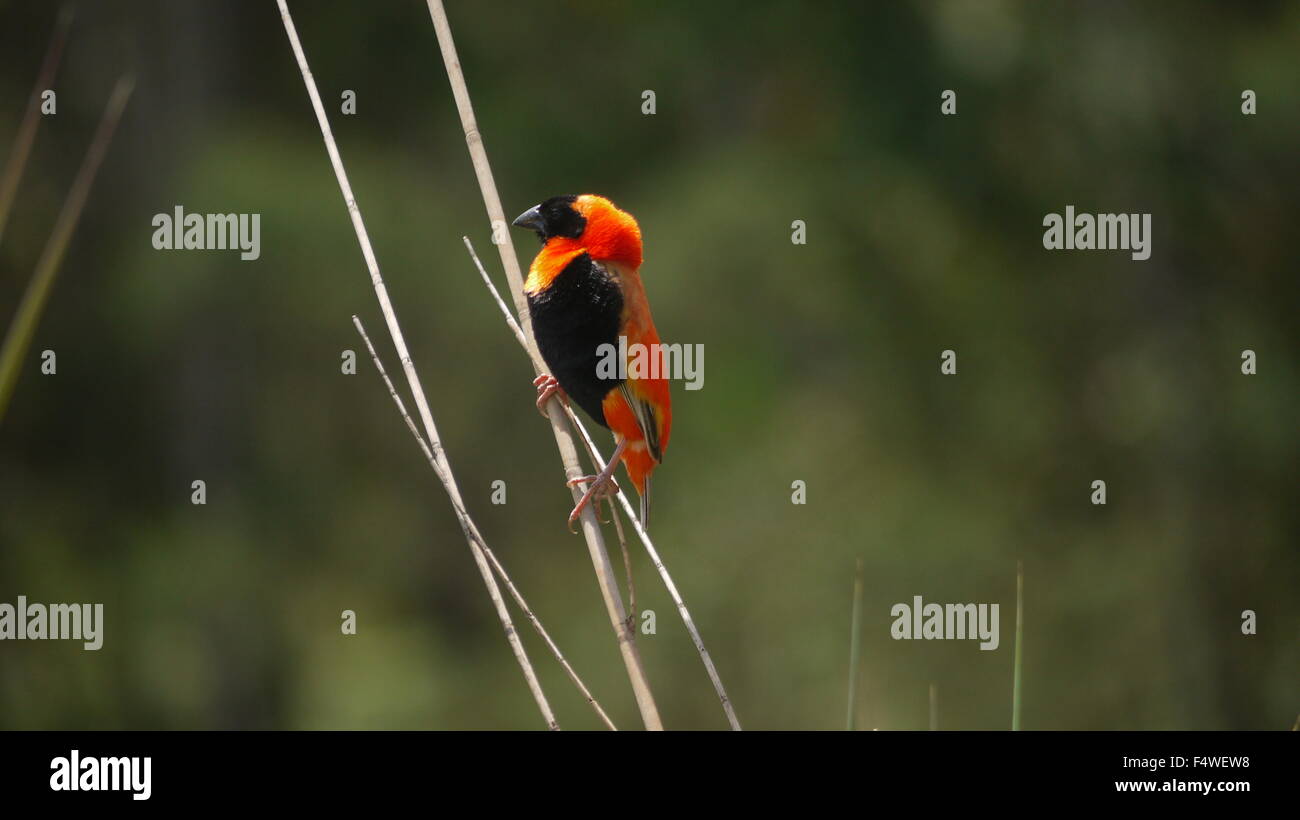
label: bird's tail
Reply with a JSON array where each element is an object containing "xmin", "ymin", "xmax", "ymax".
[{"xmin": 639, "ymin": 474, "xmax": 651, "ymax": 531}]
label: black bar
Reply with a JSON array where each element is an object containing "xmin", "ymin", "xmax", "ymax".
[{"xmin": 3, "ymin": 730, "xmax": 1287, "ymax": 806}]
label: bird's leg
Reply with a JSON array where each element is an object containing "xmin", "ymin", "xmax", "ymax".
[
  {"xmin": 533, "ymin": 373, "xmax": 567, "ymax": 418},
  {"xmin": 566, "ymin": 438, "xmax": 628, "ymax": 533}
]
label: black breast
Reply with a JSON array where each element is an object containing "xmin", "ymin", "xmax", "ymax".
[{"xmin": 527, "ymin": 253, "xmax": 624, "ymax": 428}]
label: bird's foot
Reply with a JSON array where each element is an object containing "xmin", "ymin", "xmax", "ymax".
[
  {"xmin": 566, "ymin": 473, "xmax": 621, "ymax": 532},
  {"xmin": 533, "ymin": 373, "xmax": 567, "ymax": 418}
]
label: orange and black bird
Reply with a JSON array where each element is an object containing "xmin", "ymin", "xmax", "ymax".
[{"xmin": 513, "ymin": 194, "xmax": 671, "ymax": 531}]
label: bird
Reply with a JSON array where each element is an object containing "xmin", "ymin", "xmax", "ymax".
[{"xmin": 512, "ymin": 194, "xmax": 671, "ymax": 531}]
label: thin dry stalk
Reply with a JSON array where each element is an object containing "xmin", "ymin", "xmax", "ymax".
[
  {"xmin": 929, "ymin": 683, "xmax": 938, "ymax": 731},
  {"xmin": 276, "ymin": 0, "xmax": 558, "ymax": 729},
  {"xmin": 847, "ymin": 558, "xmax": 863, "ymax": 730},
  {"xmin": 0, "ymin": 75, "xmax": 133, "ymax": 424},
  {"xmin": 0, "ymin": 5, "xmax": 73, "ymax": 246},
  {"xmin": 608, "ymin": 497, "xmax": 637, "ymax": 630},
  {"xmin": 352, "ymin": 316, "xmax": 617, "ymax": 731},
  {"xmin": 1012, "ymin": 560, "xmax": 1024, "ymax": 731},
  {"xmin": 464, "ymin": 236, "xmax": 742, "ymax": 730},
  {"xmin": 561, "ymin": 397, "xmax": 637, "ymax": 629},
  {"xmin": 568, "ymin": 406, "xmax": 742, "ymax": 730},
  {"xmin": 426, "ymin": 0, "xmax": 661, "ymax": 729},
  {"xmin": 464, "ymin": 236, "xmax": 528, "ymax": 348}
]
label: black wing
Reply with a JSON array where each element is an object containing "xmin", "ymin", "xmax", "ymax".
[{"xmin": 526, "ymin": 253, "xmax": 624, "ymax": 428}]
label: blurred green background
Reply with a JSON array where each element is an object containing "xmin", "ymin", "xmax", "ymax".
[{"xmin": 0, "ymin": 0, "xmax": 1295, "ymax": 730}]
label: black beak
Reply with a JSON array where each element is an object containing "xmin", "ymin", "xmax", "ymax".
[{"xmin": 512, "ymin": 205, "xmax": 545, "ymax": 233}]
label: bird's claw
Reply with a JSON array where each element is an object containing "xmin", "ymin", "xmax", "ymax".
[
  {"xmin": 566, "ymin": 474, "xmax": 620, "ymax": 532},
  {"xmin": 534, "ymin": 373, "xmax": 566, "ymax": 418}
]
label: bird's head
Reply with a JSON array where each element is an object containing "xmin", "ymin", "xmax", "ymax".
[{"xmin": 512, "ymin": 194, "xmax": 643, "ymax": 269}]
